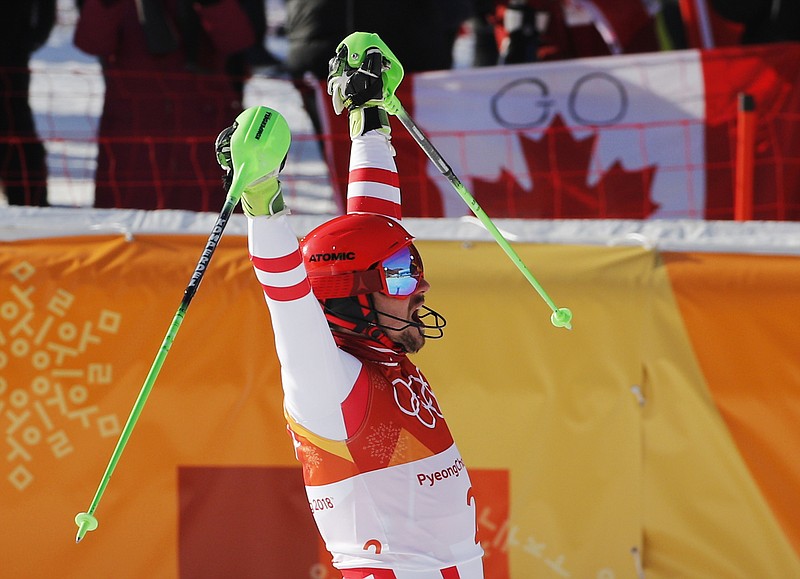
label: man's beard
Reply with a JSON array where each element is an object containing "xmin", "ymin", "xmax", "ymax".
[
  {"xmin": 391, "ymin": 324, "xmax": 426, "ymax": 353},
  {"xmin": 379, "ymin": 299, "xmax": 427, "ymax": 353}
]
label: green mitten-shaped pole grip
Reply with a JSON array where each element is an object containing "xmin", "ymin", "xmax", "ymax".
[
  {"xmin": 227, "ymin": 106, "xmax": 291, "ymax": 216},
  {"xmin": 334, "ymin": 32, "xmax": 404, "ymax": 110}
]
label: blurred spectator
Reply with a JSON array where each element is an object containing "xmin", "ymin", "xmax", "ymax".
[
  {"xmin": 0, "ymin": 0, "xmax": 56, "ymax": 206},
  {"xmin": 285, "ymin": 0, "xmax": 471, "ymax": 78},
  {"xmin": 501, "ymin": 0, "xmax": 539, "ymax": 63},
  {"xmin": 709, "ymin": 0, "xmax": 800, "ymax": 44},
  {"xmin": 472, "ymin": 0, "xmax": 662, "ymax": 65},
  {"xmin": 284, "ymin": 0, "xmax": 472, "ymax": 135},
  {"xmin": 239, "ymin": 0, "xmax": 284, "ymax": 71},
  {"xmin": 659, "ymin": 0, "xmax": 688, "ymax": 49},
  {"xmin": 73, "ymin": 0, "xmax": 255, "ymax": 211},
  {"xmin": 471, "ymin": 0, "xmax": 501, "ymax": 65}
]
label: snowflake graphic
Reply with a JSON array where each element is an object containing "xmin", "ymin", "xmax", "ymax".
[
  {"xmin": 368, "ymin": 368, "xmax": 390, "ymax": 391},
  {"xmin": 301, "ymin": 445, "xmax": 322, "ymax": 477},
  {"xmin": 363, "ymin": 421, "xmax": 402, "ymax": 463}
]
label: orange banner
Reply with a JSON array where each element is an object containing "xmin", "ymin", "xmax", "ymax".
[{"xmin": 2, "ymin": 232, "xmax": 799, "ymax": 577}]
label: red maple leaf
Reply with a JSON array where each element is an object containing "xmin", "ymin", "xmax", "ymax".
[{"xmin": 472, "ymin": 115, "xmax": 659, "ymax": 219}]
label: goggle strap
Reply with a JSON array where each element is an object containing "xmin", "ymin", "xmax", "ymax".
[{"xmin": 309, "ymin": 269, "xmax": 384, "ymax": 299}]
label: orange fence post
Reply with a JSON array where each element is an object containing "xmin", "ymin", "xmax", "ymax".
[{"xmin": 735, "ymin": 93, "xmax": 756, "ymax": 221}]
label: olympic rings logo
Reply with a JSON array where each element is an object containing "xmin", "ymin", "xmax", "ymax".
[{"xmin": 392, "ymin": 371, "xmax": 443, "ymax": 429}]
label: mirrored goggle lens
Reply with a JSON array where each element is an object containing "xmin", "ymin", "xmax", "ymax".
[{"xmin": 382, "ymin": 245, "xmax": 424, "ymax": 297}]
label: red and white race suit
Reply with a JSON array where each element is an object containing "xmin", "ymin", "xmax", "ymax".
[{"xmin": 247, "ymin": 130, "xmax": 484, "ymax": 578}]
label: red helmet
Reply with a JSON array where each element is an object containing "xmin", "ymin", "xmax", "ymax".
[
  {"xmin": 300, "ymin": 213, "xmax": 444, "ymax": 347},
  {"xmin": 300, "ymin": 213, "xmax": 415, "ymax": 299}
]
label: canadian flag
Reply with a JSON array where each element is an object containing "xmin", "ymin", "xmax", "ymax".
[{"xmin": 322, "ymin": 42, "xmax": 800, "ymax": 220}]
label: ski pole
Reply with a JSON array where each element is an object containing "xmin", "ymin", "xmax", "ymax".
[
  {"xmin": 73, "ymin": 194, "xmax": 237, "ymax": 543},
  {"xmin": 74, "ymin": 106, "xmax": 291, "ymax": 543},
  {"xmin": 384, "ymin": 96, "xmax": 573, "ymax": 330}
]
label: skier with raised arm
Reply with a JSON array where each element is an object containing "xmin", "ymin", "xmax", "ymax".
[{"xmin": 217, "ymin": 32, "xmax": 485, "ymax": 578}]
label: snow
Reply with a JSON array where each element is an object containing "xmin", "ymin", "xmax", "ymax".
[
  {"xmin": 23, "ymin": 0, "xmax": 475, "ymax": 213},
  {"xmin": 25, "ymin": 0, "xmax": 333, "ymax": 212},
  {"xmin": 20, "ymin": 3, "xmax": 800, "ymax": 255}
]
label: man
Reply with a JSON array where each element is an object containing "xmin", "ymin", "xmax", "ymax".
[
  {"xmin": 74, "ymin": 0, "xmax": 254, "ymax": 211},
  {"xmin": 217, "ymin": 32, "xmax": 484, "ymax": 578}
]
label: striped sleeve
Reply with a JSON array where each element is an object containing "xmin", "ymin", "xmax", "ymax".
[
  {"xmin": 248, "ymin": 215, "xmax": 311, "ymax": 302},
  {"xmin": 247, "ymin": 214, "xmax": 362, "ymax": 440},
  {"xmin": 346, "ymin": 131, "xmax": 401, "ymax": 220}
]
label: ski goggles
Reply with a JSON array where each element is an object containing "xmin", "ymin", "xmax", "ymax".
[{"xmin": 381, "ymin": 244, "xmax": 424, "ymax": 297}]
